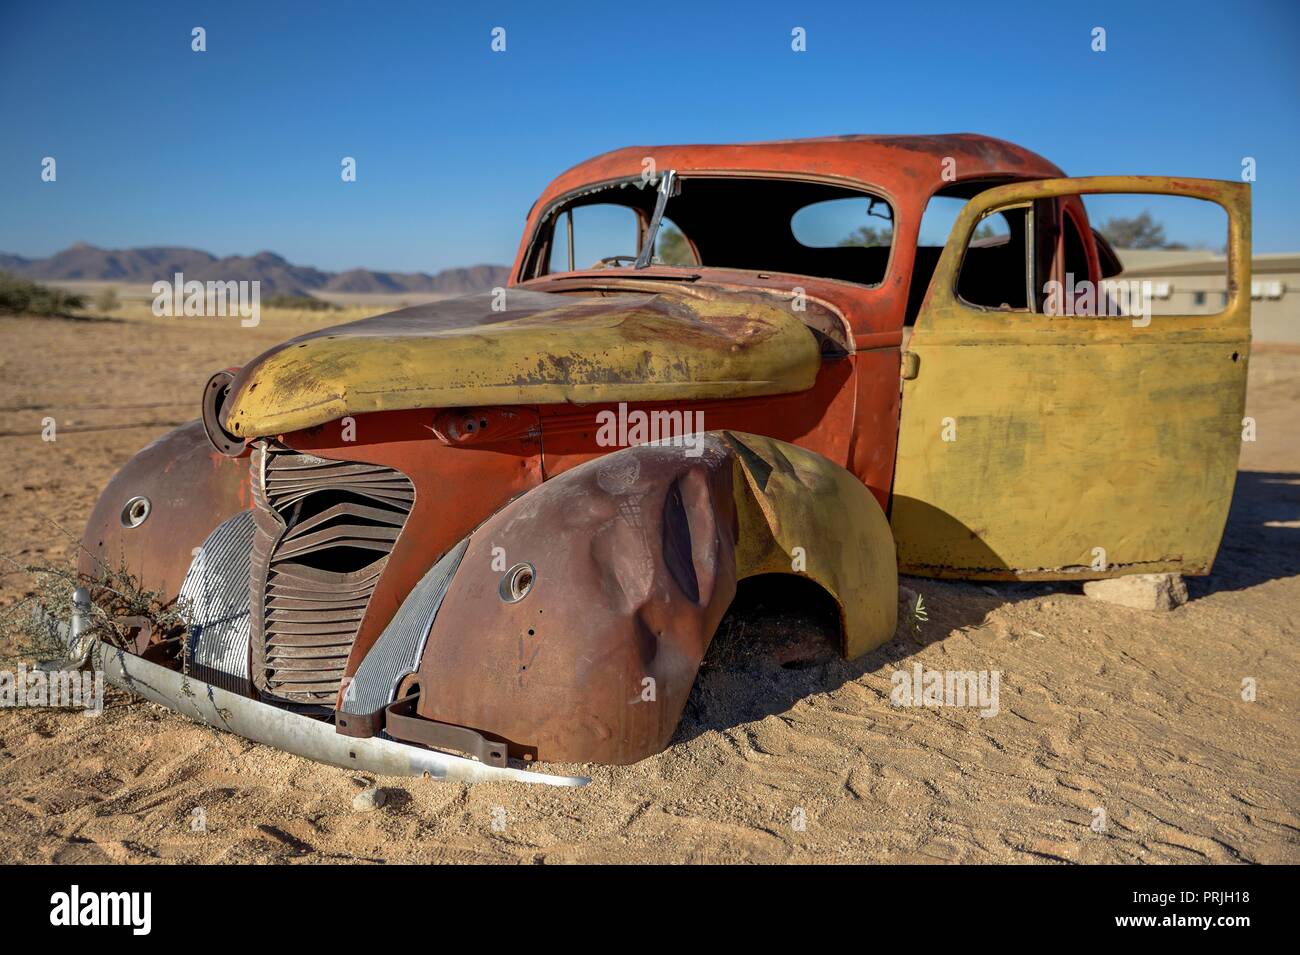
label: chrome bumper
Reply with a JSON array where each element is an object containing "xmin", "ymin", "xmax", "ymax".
[{"xmin": 92, "ymin": 639, "xmax": 589, "ymax": 787}]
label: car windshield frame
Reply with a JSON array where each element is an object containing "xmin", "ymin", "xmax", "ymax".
[{"xmin": 520, "ymin": 172, "xmax": 899, "ymax": 289}]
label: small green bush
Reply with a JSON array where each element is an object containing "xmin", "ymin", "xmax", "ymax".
[
  {"xmin": 0, "ymin": 272, "xmax": 86, "ymax": 317},
  {"xmin": 94, "ymin": 286, "xmax": 120, "ymax": 313},
  {"xmin": 264, "ymin": 293, "xmax": 339, "ymax": 311}
]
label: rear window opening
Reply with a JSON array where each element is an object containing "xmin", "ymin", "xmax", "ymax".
[{"xmin": 527, "ymin": 176, "xmax": 895, "ymax": 287}]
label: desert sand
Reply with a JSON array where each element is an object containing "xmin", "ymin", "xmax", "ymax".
[{"xmin": 1, "ymin": 308, "xmax": 1296, "ymax": 864}]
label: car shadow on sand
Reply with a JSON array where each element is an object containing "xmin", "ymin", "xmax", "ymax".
[
  {"xmin": 675, "ymin": 573, "xmax": 1002, "ymax": 744},
  {"xmin": 1189, "ymin": 470, "xmax": 1300, "ymax": 597},
  {"xmin": 674, "ymin": 469, "xmax": 1299, "ymax": 743}
]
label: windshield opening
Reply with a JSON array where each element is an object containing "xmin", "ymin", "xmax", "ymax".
[{"xmin": 527, "ymin": 176, "xmax": 894, "ymax": 287}]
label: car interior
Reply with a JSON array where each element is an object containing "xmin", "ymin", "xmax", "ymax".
[{"xmin": 527, "ymin": 175, "xmax": 1117, "ymax": 327}]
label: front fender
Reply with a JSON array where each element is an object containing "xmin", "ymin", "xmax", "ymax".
[
  {"xmin": 389, "ymin": 431, "xmax": 896, "ymax": 766},
  {"xmin": 78, "ymin": 420, "xmax": 250, "ymax": 598}
]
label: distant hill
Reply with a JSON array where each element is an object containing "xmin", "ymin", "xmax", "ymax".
[{"xmin": 0, "ymin": 243, "xmax": 510, "ymax": 296}]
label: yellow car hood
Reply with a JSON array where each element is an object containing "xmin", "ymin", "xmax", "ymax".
[{"xmin": 222, "ymin": 287, "xmax": 822, "ymax": 438}]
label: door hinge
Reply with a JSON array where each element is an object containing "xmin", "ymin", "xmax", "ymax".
[{"xmin": 901, "ymin": 351, "xmax": 920, "ymax": 380}]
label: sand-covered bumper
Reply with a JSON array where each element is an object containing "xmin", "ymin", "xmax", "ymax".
[{"xmin": 88, "ymin": 635, "xmax": 588, "ymax": 786}]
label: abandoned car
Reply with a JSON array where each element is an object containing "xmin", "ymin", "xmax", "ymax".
[{"xmin": 67, "ymin": 134, "xmax": 1251, "ymax": 785}]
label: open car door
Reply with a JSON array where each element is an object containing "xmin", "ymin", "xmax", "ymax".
[{"xmin": 892, "ymin": 176, "xmax": 1251, "ymax": 579}]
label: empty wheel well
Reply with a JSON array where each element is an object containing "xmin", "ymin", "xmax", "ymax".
[
  {"xmin": 709, "ymin": 573, "xmax": 845, "ymax": 669},
  {"xmin": 673, "ymin": 574, "xmax": 848, "ymax": 744}
]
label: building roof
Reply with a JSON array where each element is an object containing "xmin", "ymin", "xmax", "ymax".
[
  {"xmin": 1119, "ymin": 250, "xmax": 1300, "ymax": 277},
  {"xmin": 1115, "ymin": 249, "xmax": 1220, "ymax": 273}
]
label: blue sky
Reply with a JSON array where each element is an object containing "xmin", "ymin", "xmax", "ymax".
[{"xmin": 1, "ymin": 0, "xmax": 1296, "ymax": 272}]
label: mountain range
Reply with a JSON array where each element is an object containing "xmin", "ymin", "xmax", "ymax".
[{"xmin": 0, "ymin": 243, "xmax": 510, "ymax": 297}]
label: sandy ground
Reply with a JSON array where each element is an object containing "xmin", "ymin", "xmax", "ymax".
[
  {"xmin": 46, "ymin": 281, "xmax": 451, "ymax": 309},
  {"xmin": 0, "ymin": 308, "xmax": 1296, "ymax": 864}
]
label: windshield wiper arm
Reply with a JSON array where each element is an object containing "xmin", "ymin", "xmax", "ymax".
[{"xmin": 634, "ymin": 169, "xmax": 677, "ymax": 269}]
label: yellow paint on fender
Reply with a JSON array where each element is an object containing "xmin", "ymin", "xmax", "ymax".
[
  {"xmin": 222, "ymin": 289, "xmax": 821, "ymax": 437},
  {"xmin": 726, "ymin": 432, "xmax": 898, "ymax": 658}
]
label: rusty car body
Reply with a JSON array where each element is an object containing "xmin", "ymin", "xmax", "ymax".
[{"xmin": 72, "ymin": 135, "xmax": 1251, "ymax": 783}]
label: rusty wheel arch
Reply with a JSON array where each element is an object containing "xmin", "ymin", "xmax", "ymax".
[{"xmin": 387, "ymin": 431, "xmax": 897, "ymax": 765}]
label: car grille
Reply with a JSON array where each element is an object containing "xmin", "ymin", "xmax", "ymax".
[{"xmin": 249, "ymin": 442, "xmax": 415, "ymax": 707}]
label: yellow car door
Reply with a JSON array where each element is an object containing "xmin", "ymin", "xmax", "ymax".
[{"xmin": 892, "ymin": 176, "xmax": 1251, "ymax": 580}]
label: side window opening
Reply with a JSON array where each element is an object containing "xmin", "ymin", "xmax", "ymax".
[
  {"xmin": 956, "ymin": 205, "xmax": 1031, "ymax": 310},
  {"xmin": 548, "ymin": 203, "xmax": 640, "ymax": 272},
  {"xmin": 950, "ymin": 198, "xmax": 1080, "ymax": 313},
  {"xmin": 654, "ymin": 217, "xmax": 697, "ymax": 266}
]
